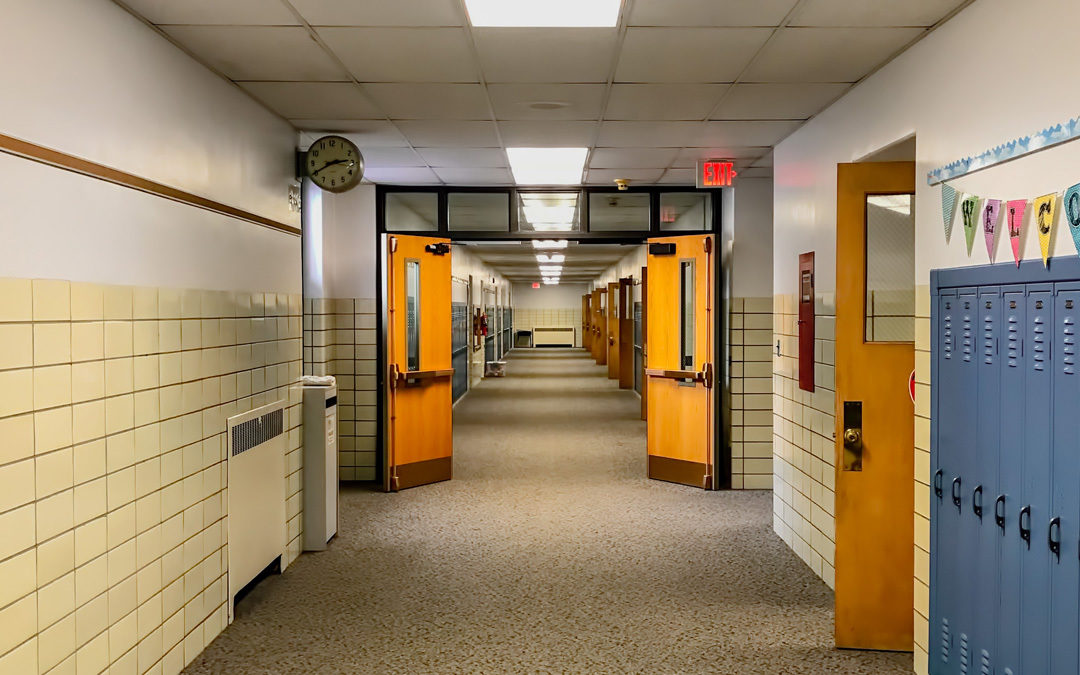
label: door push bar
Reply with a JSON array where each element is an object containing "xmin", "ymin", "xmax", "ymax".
[
  {"xmin": 645, "ymin": 362, "xmax": 713, "ymax": 388},
  {"xmin": 389, "ymin": 364, "xmax": 455, "ymax": 389}
]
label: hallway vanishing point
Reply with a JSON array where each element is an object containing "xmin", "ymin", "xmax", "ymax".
[{"xmin": 186, "ymin": 349, "xmax": 911, "ymax": 674}]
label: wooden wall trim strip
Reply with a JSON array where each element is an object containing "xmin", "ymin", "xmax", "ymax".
[{"xmin": 0, "ymin": 132, "xmax": 301, "ymax": 236}]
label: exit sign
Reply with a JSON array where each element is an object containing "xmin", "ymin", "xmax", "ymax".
[
  {"xmin": 532, "ymin": 282, "xmax": 540, "ymax": 289},
  {"xmin": 697, "ymin": 160, "xmax": 737, "ymax": 188}
]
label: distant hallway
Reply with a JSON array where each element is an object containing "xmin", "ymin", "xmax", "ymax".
[{"xmin": 187, "ymin": 349, "xmax": 911, "ymax": 674}]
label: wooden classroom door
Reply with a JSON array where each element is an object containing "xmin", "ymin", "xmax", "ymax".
[
  {"xmin": 645, "ymin": 235, "xmax": 717, "ymax": 489},
  {"xmin": 582, "ymin": 294, "xmax": 591, "ymax": 351},
  {"xmin": 834, "ymin": 161, "xmax": 915, "ymax": 650},
  {"xmin": 607, "ymin": 281, "xmax": 621, "ymax": 379},
  {"xmin": 595, "ymin": 288, "xmax": 608, "ymax": 366},
  {"xmin": 619, "ymin": 277, "xmax": 635, "ymax": 389},
  {"xmin": 384, "ymin": 234, "xmax": 454, "ymax": 492}
]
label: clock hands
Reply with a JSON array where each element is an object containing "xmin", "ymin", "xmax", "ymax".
[{"xmin": 312, "ymin": 159, "xmax": 355, "ymax": 177}]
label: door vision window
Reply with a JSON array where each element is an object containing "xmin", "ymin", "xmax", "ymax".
[
  {"xmin": 406, "ymin": 259, "xmax": 421, "ymax": 371},
  {"xmin": 680, "ymin": 260, "xmax": 695, "ymax": 369}
]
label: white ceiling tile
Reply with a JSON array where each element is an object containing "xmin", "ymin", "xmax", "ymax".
[
  {"xmin": 395, "ymin": 121, "xmax": 500, "ymax": 147},
  {"xmin": 597, "ymin": 122, "xmax": 703, "ymax": 147},
  {"xmin": 604, "ymin": 84, "xmax": 727, "ymax": 121},
  {"xmin": 289, "ymin": 0, "xmax": 464, "ymax": 26},
  {"xmin": 417, "ymin": 148, "xmax": 508, "ymax": 168},
  {"xmin": 589, "ymin": 148, "xmax": 680, "ymax": 169},
  {"xmin": 499, "ymin": 121, "xmax": 598, "ymax": 147},
  {"xmin": 673, "ymin": 146, "xmax": 772, "ymax": 167},
  {"xmin": 656, "ymin": 168, "xmax": 697, "ymax": 184},
  {"xmin": 711, "ymin": 83, "xmax": 850, "ymax": 120},
  {"xmin": 161, "ymin": 26, "xmax": 347, "ymax": 81},
  {"xmin": 433, "ymin": 168, "xmax": 514, "ymax": 184},
  {"xmin": 475, "ymin": 29, "xmax": 617, "ymax": 83},
  {"xmin": 701, "ymin": 120, "xmax": 804, "ymax": 147},
  {"xmin": 358, "ymin": 147, "xmax": 427, "ymax": 168},
  {"xmin": 629, "ymin": 0, "xmax": 799, "ymax": 27},
  {"xmin": 238, "ymin": 82, "xmax": 381, "ymax": 119},
  {"xmin": 585, "ymin": 169, "xmax": 665, "ymax": 185},
  {"xmin": 362, "ymin": 167, "xmax": 441, "ymax": 184},
  {"xmin": 789, "ymin": 0, "xmax": 970, "ymax": 27},
  {"xmin": 488, "ymin": 84, "xmax": 605, "ymax": 121},
  {"xmin": 120, "ymin": 0, "xmax": 300, "ymax": 24},
  {"xmin": 616, "ymin": 28, "xmax": 771, "ymax": 83},
  {"xmin": 742, "ymin": 27, "xmax": 926, "ymax": 82},
  {"xmin": 317, "ymin": 28, "xmax": 479, "ymax": 82},
  {"xmin": 294, "ymin": 121, "xmax": 409, "ymax": 148},
  {"xmin": 364, "ymin": 84, "xmax": 491, "ymax": 119}
]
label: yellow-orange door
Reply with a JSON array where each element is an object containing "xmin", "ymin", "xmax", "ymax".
[
  {"xmin": 619, "ymin": 277, "xmax": 635, "ymax": 389},
  {"xmin": 607, "ymin": 281, "xmax": 620, "ymax": 379},
  {"xmin": 384, "ymin": 234, "xmax": 453, "ymax": 492},
  {"xmin": 834, "ymin": 161, "xmax": 915, "ymax": 649},
  {"xmin": 646, "ymin": 235, "xmax": 717, "ymax": 489},
  {"xmin": 581, "ymin": 294, "xmax": 590, "ymax": 351},
  {"xmin": 594, "ymin": 288, "xmax": 608, "ymax": 366}
]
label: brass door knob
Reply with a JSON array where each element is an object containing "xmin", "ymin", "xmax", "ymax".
[
  {"xmin": 609, "ymin": 336, "xmax": 615, "ymax": 345},
  {"xmin": 844, "ymin": 428, "xmax": 861, "ymax": 445}
]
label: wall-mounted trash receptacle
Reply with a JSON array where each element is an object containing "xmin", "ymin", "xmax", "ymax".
[
  {"xmin": 485, "ymin": 361, "xmax": 506, "ymax": 377},
  {"xmin": 303, "ymin": 383, "xmax": 339, "ymax": 551},
  {"xmin": 515, "ymin": 330, "xmax": 533, "ymax": 348}
]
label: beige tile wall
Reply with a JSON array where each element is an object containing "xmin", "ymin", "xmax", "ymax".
[
  {"xmin": 515, "ymin": 308, "xmax": 582, "ymax": 348},
  {"xmin": 913, "ymin": 284, "xmax": 931, "ymax": 675},
  {"xmin": 303, "ymin": 298, "xmax": 377, "ymax": 482},
  {"xmin": 730, "ymin": 297, "xmax": 773, "ymax": 490},
  {"xmin": 772, "ymin": 292, "xmax": 838, "ymax": 587},
  {"xmin": 0, "ymin": 278, "xmax": 303, "ymax": 675}
]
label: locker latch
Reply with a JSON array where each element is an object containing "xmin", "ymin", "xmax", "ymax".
[{"xmin": 841, "ymin": 401, "xmax": 862, "ymax": 471}]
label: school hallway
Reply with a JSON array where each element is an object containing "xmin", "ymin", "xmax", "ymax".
[{"xmin": 185, "ymin": 350, "xmax": 909, "ymax": 674}]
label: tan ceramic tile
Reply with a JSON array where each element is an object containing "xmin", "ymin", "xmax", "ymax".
[
  {"xmin": 32, "ymin": 280, "xmax": 70, "ymax": 322},
  {"xmin": 70, "ymin": 322, "xmax": 104, "ymax": 363},
  {"xmin": 34, "ymin": 365, "xmax": 73, "ymax": 410},
  {"xmin": 34, "ymin": 323, "xmax": 72, "ymax": 366},
  {"xmin": 0, "ymin": 323, "xmax": 34, "ymax": 370},
  {"xmin": 0, "ymin": 278, "xmax": 34, "ymax": 322},
  {"xmin": 0, "ymin": 414, "xmax": 35, "ymax": 465},
  {"xmin": 133, "ymin": 288, "xmax": 158, "ymax": 321},
  {"xmin": 103, "ymin": 286, "xmax": 133, "ymax": 322},
  {"xmin": 71, "ymin": 361, "xmax": 105, "ymax": 404},
  {"xmin": 70, "ymin": 283, "xmax": 104, "ymax": 322},
  {"xmin": 104, "ymin": 358, "xmax": 134, "ymax": 398},
  {"xmin": 34, "ymin": 407, "xmax": 72, "ymax": 455},
  {"xmin": 104, "ymin": 322, "xmax": 134, "ymax": 359}
]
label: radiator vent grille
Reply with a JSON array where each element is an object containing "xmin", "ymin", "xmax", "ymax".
[{"xmin": 231, "ymin": 409, "xmax": 284, "ymax": 457}]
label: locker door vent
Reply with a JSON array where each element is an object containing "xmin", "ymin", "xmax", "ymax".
[
  {"xmin": 943, "ymin": 312, "xmax": 953, "ymax": 360},
  {"xmin": 940, "ymin": 618, "xmax": 950, "ymax": 663},
  {"xmin": 959, "ymin": 632, "xmax": 969, "ymax": 674}
]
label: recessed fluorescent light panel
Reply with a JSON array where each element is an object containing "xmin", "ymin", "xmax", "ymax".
[
  {"xmin": 536, "ymin": 254, "xmax": 566, "ymax": 264},
  {"xmin": 531, "ymin": 240, "xmax": 569, "ymax": 249},
  {"xmin": 464, "ymin": 0, "xmax": 620, "ymax": 27},
  {"xmin": 507, "ymin": 148, "xmax": 587, "ymax": 186}
]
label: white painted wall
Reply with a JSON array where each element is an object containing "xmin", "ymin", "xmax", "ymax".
[
  {"xmin": 594, "ymin": 246, "xmax": 647, "ymax": 289},
  {"xmin": 513, "ymin": 283, "xmax": 590, "ymax": 309},
  {"xmin": 304, "ymin": 182, "xmax": 378, "ymax": 300},
  {"xmin": 732, "ymin": 178, "xmax": 773, "ymax": 299},
  {"xmin": 0, "ymin": 0, "xmax": 298, "ymax": 228}
]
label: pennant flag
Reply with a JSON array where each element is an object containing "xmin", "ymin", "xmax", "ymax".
[
  {"xmin": 961, "ymin": 195, "xmax": 980, "ymax": 256},
  {"xmin": 1006, "ymin": 199, "xmax": 1027, "ymax": 267},
  {"xmin": 942, "ymin": 183, "xmax": 958, "ymax": 242},
  {"xmin": 982, "ymin": 199, "xmax": 1001, "ymax": 261},
  {"xmin": 1033, "ymin": 194, "xmax": 1056, "ymax": 267},
  {"xmin": 1066, "ymin": 183, "xmax": 1080, "ymax": 257}
]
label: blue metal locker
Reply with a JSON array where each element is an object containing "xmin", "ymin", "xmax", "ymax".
[
  {"xmin": 931, "ymin": 289, "xmax": 961, "ymax": 674},
  {"xmin": 972, "ymin": 287, "xmax": 1001, "ymax": 674},
  {"xmin": 996, "ymin": 286, "xmax": 1026, "ymax": 675},
  {"xmin": 1050, "ymin": 285, "xmax": 1080, "ymax": 674},
  {"xmin": 1020, "ymin": 285, "xmax": 1053, "ymax": 675},
  {"xmin": 953, "ymin": 289, "xmax": 979, "ymax": 674}
]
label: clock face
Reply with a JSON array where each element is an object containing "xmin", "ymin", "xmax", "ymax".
[{"xmin": 305, "ymin": 136, "xmax": 363, "ymax": 193}]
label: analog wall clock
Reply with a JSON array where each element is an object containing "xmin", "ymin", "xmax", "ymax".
[{"xmin": 304, "ymin": 135, "xmax": 364, "ymax": 193}]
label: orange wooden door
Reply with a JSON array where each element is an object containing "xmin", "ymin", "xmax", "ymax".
[
  {"xmin": 834, "ymin": 161, "xmax": 915, "ymax": 650},
  {"xmin": 384, "ymin": 234, "xmax": 454, "ymax": 492},
  {"xmin": 582, "ymin": 294, "xmax": 591, "ymax": 350},
  {"xmin": 646, "ymin": 235, "xmax": 716, "ymax": 489},
  {"xmin": 619, "ymin": 277, "xmax": 635, "ymax": 389},
  {"xmin": 607, "ymin": 281, "xmax": 620, "ymax": 379},
  {"xmin": 640, "ymin": 267, "xmax": 648, "ymax": 420},
  {"xmin": 595, "ymin": 288, "xmax": 608, "ymax": 366}
]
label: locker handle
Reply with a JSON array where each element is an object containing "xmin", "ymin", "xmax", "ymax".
[
  {"xmin": 995, "ymin": 495, "xmax": 1006, "ymax": 533},
  {"xmin": 933, "ymin": 470, "xmax": 944, "ymax": 499},
  {"xmin": 1019, "ymin": 506, "xmax": 1032, "ymax": 549},
  {"xmin": 951, "ymin": 477, "xmax": 962, "ymax": 511},
  {"xmin": 1049, "ymin": 517, "xmax": 1062, "ymax": 561},
  {"xmin": 972, "ymin": 485, "xmax": 983, "ymax": 519}
]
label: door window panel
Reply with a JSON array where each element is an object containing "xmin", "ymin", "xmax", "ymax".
[
  {"xmin": 661, "ymin": 193, "xmax": 712, "ymax": 231},
  {"xmin": 387, "ymin": 193, "xmax": 438, "ymax": 232},
  {"xmin": 406, "ymin": 260, "xmax": 421, "ymax": 371},
  {"xmin": 589, "ymin": 193, "xmax": 650, "ymax": 231},
  {"xmin": 865, "ymin": 194, "xmax": 915, "ymax": 342},
  {"xmin": 517, "ymin": 192, "xmax": 581, "ymax": 233},
  {"xmin": 449, "ymin": 193, "xmax": 509, "ymax": 232},
  {"xmin": 680, "ymin": 260, "xmax": 695, "ymax": 369}
]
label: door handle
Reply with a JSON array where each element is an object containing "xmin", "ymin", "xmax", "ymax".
[
  {"xmin": 842, "ymin": 401, "xmax": 862, "ymax": 471},
  {"xmin": 1049, "ymin": 517, "xmax": 1062, "ymax": 561},
  {"xmin": 994, "ymin": 495, "xmax": 1006, "ymax": 533},
  {"xmin": 609, "ymin": 336, "xmax": 615, "ymax": 346},
  {"xmin": 1019, "ymin": 506, "xmax": 1031, "ymax": 548},
  {"xmin": 951, "ymin": 477, "xmax": 962, "ymax": 511},
  {"xmin": 934, "ymin": 470, "xmax": 944, "ymax": 499},
  {"xmin": 972, "ymin": 485, "xmax": 983, "ymax": 519}
]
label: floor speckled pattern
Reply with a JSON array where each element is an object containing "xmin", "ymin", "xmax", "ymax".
[{"xmin": 186, "ymin": 349, "xmax": 912, "ymax": 674}]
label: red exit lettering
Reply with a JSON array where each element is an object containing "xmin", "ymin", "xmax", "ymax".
[{"xmin": 698, "ymin": 160, "xmax": 737, "ymax": 188}]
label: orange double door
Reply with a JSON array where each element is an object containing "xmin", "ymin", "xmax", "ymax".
[
  {"xmin": 582, "ymin": 294, "xmax": 592, "ymax": 351},
  {"xmin": 383, "ymin": 234, "xmax": 454, "ymax": 492},
  {"xmin": 644, "ymin": 235, "xmax": 721, "ymax": 489},
  {"xmin": 592, "ymin": 288, "xmax": 607, "ymax": 365}
]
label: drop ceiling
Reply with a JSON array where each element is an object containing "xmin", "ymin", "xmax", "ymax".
[
  {"xmin": 461, "ymin": 241, "xmax": 637, "ymax": 284},
  {"xmin": 114, "ymin": 0, "xmax": 970, "ymax": 186}
]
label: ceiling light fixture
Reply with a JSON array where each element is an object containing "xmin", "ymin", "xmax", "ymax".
[
  {"xmin": 531, "ymin": 240, "xmax": 569, "ymax": 249},
  {"xmin": 464, "ymin": 0, "xmax": 620, "ymax": 27},
  {"xmin": 536, "ymin": 254, "xmax": 566, "ymax": 264},
  {"xmin": 507, "ymin": 148, "xmax": 588, "ymax": 186},
  {"xmin": 543, "ymin": 279, "xmax": 560, "ymax": 285},
  {"xmin": 539, "ymin": 265, "xmax": 563, "ymax": 274}
]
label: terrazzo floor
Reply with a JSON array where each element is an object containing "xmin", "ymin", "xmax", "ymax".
[{"xmin": 186, "ymin": 348, "xmax": 912, "ymax": 674}]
